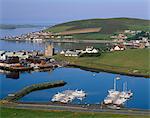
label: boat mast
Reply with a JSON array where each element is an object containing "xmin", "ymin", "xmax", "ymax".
[
  {"xmin": 125, "ymin": 82, "xmax": 127, "ymax": 91},
  {"xmin": 123, "ymin": 82, "xmax": 127, "ymax": 92},
  {"xmin": 114, "ymin": 78, "xmax": 116, "ymax": 91},
  {"xmin": 123, "ymin": 83, "xmax": 125, "ymax": 92}
]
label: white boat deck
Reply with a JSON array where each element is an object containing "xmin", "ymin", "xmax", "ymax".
[
  {"xmin": 51, "ymin": 90, "xmax": 86, "ymax": 103},
  {"xmin": 104, "ymin": 77, "xmax": 133, "ymax": 106}
]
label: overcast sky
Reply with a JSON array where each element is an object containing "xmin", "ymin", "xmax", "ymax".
[{"xmin": 0, "ymin": 0, "xmax": 149, "ymax": 24}]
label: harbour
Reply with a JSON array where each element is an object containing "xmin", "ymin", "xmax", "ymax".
[
  {"xmin": 0, "ymin": 29, "xmax": 149, "ymax": 110},
  {"xmin": 0, "ymin": 67, "xmax": 149, "ymax": 109}
]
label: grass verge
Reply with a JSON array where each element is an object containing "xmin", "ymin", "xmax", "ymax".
[{"xmin": 0, "ymin": 107, "xmax": 149, "ymax": 118}]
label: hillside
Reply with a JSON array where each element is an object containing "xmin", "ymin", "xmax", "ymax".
[
  {"xmin": 54, "ymin": 49, "xmax": 150, "ymax": 77},
  {"xmin": 45, "ymin": 18, "xmax": 150, "ymax": 40}
]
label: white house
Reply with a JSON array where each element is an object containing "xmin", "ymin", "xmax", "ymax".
[
  {"xmin": 60, "ymin": 50, "xmax": 65, "ymax": 55},
  {"xmin": 82, "ymin": 47, "xmax": 99, "ymax": 53},
  {"xmin": 110, "ymin": 45, "xmax": 126, "ymax": 51},
  {"xmin": 0, "ymin": 51, "xmax": 6, "ymax": 60},
  {"xmin": 124, "ymin": 30, "xmax": 131, "ymax": 33},
  {"xmin": 0, "ymin": 51, "xmax": 29, "ymax": 60},
  {"xmin": 92, "ymin": 48, "xmax": 99, "ymax": 53},
  {"xmin": 65, "ymin": 50, "xmax": 79, "ymax": 57}
]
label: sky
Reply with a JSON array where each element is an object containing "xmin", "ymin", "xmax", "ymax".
[{"xmin": 0, "ymin": 0, "xmax": 149, "ymax": 24}]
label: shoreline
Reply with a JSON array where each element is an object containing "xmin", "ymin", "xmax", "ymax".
[
  {"xmin": 1, "ymin": 38, "xmax": 115, "ymax": 44},
  {"xmin": 67, "ymin": 64, "xmax": 150, "ymax": 78},
  {"xmin": 0, "ymin": 39, "xmax": 149, "ymax": 78}
]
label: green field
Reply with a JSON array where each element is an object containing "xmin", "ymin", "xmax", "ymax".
[
  {"xmin": 73, "ymin": 33, "xmax": 111, "ymax": 40},
  {"xmin": 0, "ymin": 107, "xmax": 149, "ymax": 118},
  {"xmin": 45, "ymin": 26, "xmax": 73, "ymax": 33},
  {"xmin": 45, "ymin": 18, "xmax": 150, "ymax": 40},
  {"xmin": 54, "ymin": 49, "xmax": 150, "ymax": 76}
]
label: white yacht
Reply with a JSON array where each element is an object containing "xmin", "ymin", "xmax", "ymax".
[
  {"xmin": 51, "ymin": 89, "xmax": 86, "ymax": 103},
  {"xmin": 103, "ymin": 77, "xmax": 133, "ymax": 107}
]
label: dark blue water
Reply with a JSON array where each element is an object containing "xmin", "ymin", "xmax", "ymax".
[{"xmin": 0, "ymin": 68, "xmax": 149, "ymax": 109}]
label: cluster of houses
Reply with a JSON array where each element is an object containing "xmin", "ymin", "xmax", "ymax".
[
  {"xmin": 60, "ymin": 46, "xmax": 99, "ymax": 57},
  {"xmin": 124, "ymin": 30, "xmax": 142, "ymax": 34},
  {"xmin": 0, "ymin": 44, "xmax": 66, "ymax": 71},
  {"xmin": 110, "ymin": 39, "xmax": 150, "ymax": 52},
  {"xmin": 0, "ymin": 50, "xmax": 51, "ymax": 70},
  {"xmin": 110, "ymin": 30, "xmax": 150, "ymax": 51},
  {"xmin": 3, "ymin": 30, "xmax": 73, "ymax": 42},
  {"xmin": 111, "ymin": 30, "xmax": 149, "ymax": 41}
]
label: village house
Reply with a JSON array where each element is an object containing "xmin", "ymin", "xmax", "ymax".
[
  {"xmin": 110, "ymin": 45, "xmax": 126, "ymax": 51},
  {"xmin": 60, "ymin": 50, "xmax": 65, "ymax": 55},
  {"xmin": 0, "ymin": 51, "xmax": 31, "ymax": 61},
  {"xmin": 61, "ymin": 46, "xmax": 99, "ymax": 57},
  {"xmin": 81, "ymin": 46, "xmax": 99, "ymax": 54},
  {"xmin": 0, "ymin": 51, "xmax": 6, "ymax": 60},
  {"xmin": 65, "ymin": 50, "xmax": 79, "ymax": 57}
]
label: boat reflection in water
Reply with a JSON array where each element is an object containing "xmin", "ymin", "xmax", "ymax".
[
  {"xmin": 0, "ymin": 69, "xmax": 20, "ymax": 79},
  {"xmin": 6, "ymin": 71, "xmax": 20, "ymax": 79}
]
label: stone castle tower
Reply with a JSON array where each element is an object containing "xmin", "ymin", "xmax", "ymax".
[{"xmin": 45, "ymin": 44, "xmax": 54, "ymax": 57}]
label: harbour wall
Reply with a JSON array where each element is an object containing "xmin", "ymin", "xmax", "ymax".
[{"xmin": 3, "ymin": 81, "xmax": 67, "ymax": 102}]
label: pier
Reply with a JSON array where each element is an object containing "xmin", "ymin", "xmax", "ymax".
[
  {"xmin": 103, "ymin": 77, "xmax": 133, "ymax": 108},
  {"xmin": 3, "ymin": 81, "xmax": 67, "ymax": 102}
]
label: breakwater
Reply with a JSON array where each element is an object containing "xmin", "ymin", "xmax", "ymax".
[{"xmin": 4, "ymin": 81, "xmax": 67, "ymax": 102}]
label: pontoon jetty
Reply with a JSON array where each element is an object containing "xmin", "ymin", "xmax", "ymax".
[
  {"xmin": 51, "ymin": 90, "xmax": 86, "ymax": 103},
  {"xmin": 103, "ymin": 77, "xmax": 133, "ymax": 108}
]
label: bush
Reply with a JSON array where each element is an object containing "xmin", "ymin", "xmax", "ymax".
[{"xmin": 79, "ymin": 52, "xmax": 101, "ymax": 57}]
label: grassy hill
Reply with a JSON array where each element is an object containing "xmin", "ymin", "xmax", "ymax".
[
  {"xmin": 54, "ymin": 49, "xmax": 150, "ymax": 77},
  {"xmin": 45, "ymin": 18, "xmax": 150, "ymax": 40}
]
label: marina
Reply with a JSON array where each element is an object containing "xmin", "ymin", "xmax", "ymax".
[
  {"xmin": 0, "ymin": 67, "xmax": 149, "ymax": 109},
  {"xmin": 51, "ymin": 90, "xmax": 86, "ymax": 103},
  {"xmin": 103, "ymin": 77, "xmax": 133, "ymax": 108}
]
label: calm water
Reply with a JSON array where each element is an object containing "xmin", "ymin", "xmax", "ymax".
[
  {"xmin": 0, "ymin": 40, "xmax": 107, "ymax": 53},
  {"xmin": 0, "ymin": 27, "xmax": 150, "ymax": 110},
  {"xmin": 0, "ymin": 68, "xmax": 150, "ymax": 109},
  {"xmin": 0, "ymin": 27, "xmax": 44, "ymax": 38}
]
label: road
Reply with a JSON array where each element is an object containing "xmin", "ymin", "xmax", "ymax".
[{"xmin": 1, "ymin": 102, "xmax": 150, "ymax": 116}]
